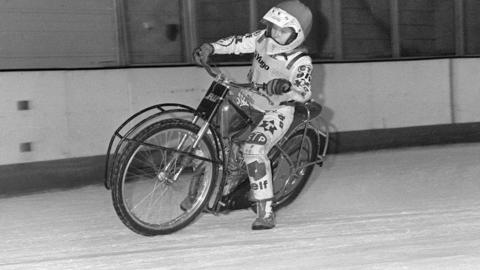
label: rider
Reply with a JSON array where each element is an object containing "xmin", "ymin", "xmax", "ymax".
[{"xmin": 193, "ymin": 0, "xmax": 313, "ymax": 230}]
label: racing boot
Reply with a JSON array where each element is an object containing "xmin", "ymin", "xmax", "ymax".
[
  {"xmin": 251, "ymin": 200, "xmax": 276, "ymax": 230},
  {"xmin": 180, "ymin": 163, "xmax": 205, "ymax": 211}
]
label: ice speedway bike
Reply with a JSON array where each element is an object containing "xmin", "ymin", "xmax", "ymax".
[{"xmin": 104, "ymin": 62, "xmax": 329, "ymax": 236}]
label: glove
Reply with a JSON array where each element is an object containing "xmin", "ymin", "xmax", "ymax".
[
  {"xmin": 192, "ymin": 43, "xmax": 214, "ymax": 65},
  {"xmin": 264, "ymin": 78, "xmax": 292, "ymax": 96}
]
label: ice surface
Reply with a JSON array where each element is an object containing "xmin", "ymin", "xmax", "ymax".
[{"xmin": 1, "ymin": 143, "xmax": 480, "ymax": 269}]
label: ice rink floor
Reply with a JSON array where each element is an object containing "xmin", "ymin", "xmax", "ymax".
[{"xmin": 1, "ymin": 143, "xmax": 480, "ymax": 269}]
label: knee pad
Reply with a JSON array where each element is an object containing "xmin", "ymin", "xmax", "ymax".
[
  {"xmin": 243, "ymin": 143, "xmax": 270, "ymax": 181},
  {"xmin": 242, "ymin": 143, "xmax": 269, "ymax": 181},
  {"xmin": 243, "ymin": 143, "xmax": 273, "ymax": 200}
]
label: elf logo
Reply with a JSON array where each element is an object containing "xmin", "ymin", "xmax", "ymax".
[
  {"xmin": 254, "ymin": 51, "xmax": 270, "ymax": 70},
  {"xmin": 251, "ymin": 180, "xmax": 269, "ymax": 191}
]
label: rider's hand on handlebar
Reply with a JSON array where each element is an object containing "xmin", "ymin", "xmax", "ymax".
[
  {"xmin": 193, "ymin": 43, "xmax": 214, "ymax": 65},
  {"xmin": 264, "ymin": 78, "xmax": 292, "ymax": 96}
]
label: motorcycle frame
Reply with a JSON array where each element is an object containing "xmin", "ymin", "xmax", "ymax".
[{"xmin": 104, "ymin": 81, "xmax": 329, "ymax": 213}]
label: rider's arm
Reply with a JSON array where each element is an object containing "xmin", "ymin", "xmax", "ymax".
[
  {"xmin": 209, "ymin": 30, "xmax": 264, "ymax": 55},
  {"xmin": 286, "ymin": 56, "xmax": 313, "ymax": 103}
]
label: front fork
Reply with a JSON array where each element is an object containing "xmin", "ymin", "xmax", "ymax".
[
  {"xmin": 158, "ymin": 89, "xmax": 229, "ymax": 182},
  {"xmin": 157, "ymin": 115, "xmax": 210, "ymax": 182}
]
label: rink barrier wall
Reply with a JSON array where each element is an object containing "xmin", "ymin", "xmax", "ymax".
[
  {"xmin": 1, "ymin": 57, "xmax": 480, "ymax": 195},
  {"xmin": 1, "ymin": 122, "xmax": 479, "ymax": 197},
  {"xmin": 0, "ymin": 155, "xmax": 104, "ymax": 197}
]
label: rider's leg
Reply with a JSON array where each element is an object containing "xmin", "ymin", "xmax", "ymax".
[
  {"xmin": 222, "ymin": 91, "xmax": 264, "ymax": 196},
  {"xmin": 222, "ymin": 142, "xmax": 247, "ymax": 196},
  {"xmin": 242, "ymin": 106, "xmax": 293, "ymax": 230},
  {"xmin": 180, "ymin": 150, "xmax": 207, "ymax": 211},
  {"xmin": 181, "ymin": 91, "xmax": 261, "ymax": 211},
  {"xmin": 179, "ymin": 162, "xmax": 206, "ymax": 211}
]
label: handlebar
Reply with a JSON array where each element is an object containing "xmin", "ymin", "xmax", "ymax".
[
  {"xmin": 200, "ymin": 61, "xmax": 282, "ymax": 106},
  {"xmin": 200, "ymin": 61, "xmax": 263, "ymax": 91}
]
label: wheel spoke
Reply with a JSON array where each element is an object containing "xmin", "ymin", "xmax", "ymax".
[{"xmin": 131, "ymin": 178, "xmax": 166, "ymax": 213}]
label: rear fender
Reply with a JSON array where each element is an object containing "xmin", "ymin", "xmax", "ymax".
[{"xmin": 281, "ymin": 118, "xmax": 329, "ymax": 167}]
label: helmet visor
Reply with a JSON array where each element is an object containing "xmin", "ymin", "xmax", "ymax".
[{"xmin": 262, "ymin": 7, "xmax": 302, "ymax": 34}]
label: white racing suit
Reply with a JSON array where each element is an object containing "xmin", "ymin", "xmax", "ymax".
[{"xmin": 211, "ymin": 29, "xmax": 313, "ymax": 201}]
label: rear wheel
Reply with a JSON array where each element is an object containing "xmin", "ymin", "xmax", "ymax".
[
  {"xmin": 270, "ymin": 129, "xmax": 320, "ymax": 210},
  {"xmin": 111, "ymin": 119, "xmax": 218, "ymax": 235}
]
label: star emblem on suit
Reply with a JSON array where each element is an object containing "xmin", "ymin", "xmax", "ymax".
[{"xmin": 259, "ymin": 120, "xmax": 277, "ymax": 134}]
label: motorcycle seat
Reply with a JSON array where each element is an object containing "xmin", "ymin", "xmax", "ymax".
[{"xmin": 281, "ymin": 100, "xmax": 322, "ymax": 120}]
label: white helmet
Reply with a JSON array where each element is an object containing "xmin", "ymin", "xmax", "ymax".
[{"xmin": 261, "ymin": 0, "xmax": 312, "ymax": 55}]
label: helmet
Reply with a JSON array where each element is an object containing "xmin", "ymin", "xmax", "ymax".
[{"xmin": 262, "ymin": 0, "xmax": 312, "ymax": 55}]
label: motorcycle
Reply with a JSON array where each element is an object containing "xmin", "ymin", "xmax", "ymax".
[{"xmin": 104, "ymin": 62, "xmax": 329, "ymax": 236}]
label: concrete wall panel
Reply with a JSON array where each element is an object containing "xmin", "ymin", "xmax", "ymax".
[
  {"xmin": 451, "ymin": 58, "xmax": 480, "ymax": 123},
  {"xmin": 370, "ymin": 60, "xmax": 451, "ymax": 128},
  {"xmin": 0, "ymin": 58, "xmax": 478, "ymax": 165},
  {"xmin": 0, "ymin": 72, "xmax": 68, "ymax": 164}
]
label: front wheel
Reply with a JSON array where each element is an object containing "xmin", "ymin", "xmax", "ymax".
[
  {"xmin": 270, "ymin": 128, "xmax": 321, "ymax": 210},
  {"xmin": 111, "ymin": 119, "xmax": 218, "ymax": 236}
]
